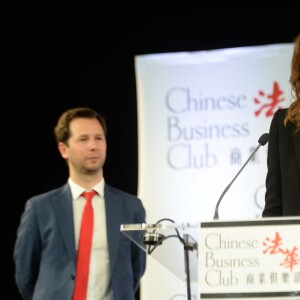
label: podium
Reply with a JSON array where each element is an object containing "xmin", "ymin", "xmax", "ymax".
[
  {"xmin": 122, "ymin": 217, "xmax": 300, "ymax": 300},
  {"xmin": 121, "ymin": 220, "xmax": 198, "ymax": 299}
]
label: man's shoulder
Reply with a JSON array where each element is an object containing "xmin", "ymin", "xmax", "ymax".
[
  {"xmin": 105, "ymin": 184, "xmax": 139, "ymax": 201},
  {"xmin": 30, "ymin": 183, "xmax": 69, "ymax": 202}
]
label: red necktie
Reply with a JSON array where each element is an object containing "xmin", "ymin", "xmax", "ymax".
[{"xmin": 73, "ymin": 190, "xmax": 97, "ymax": 300}]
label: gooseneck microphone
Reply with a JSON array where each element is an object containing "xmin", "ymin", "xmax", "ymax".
[{"xmin": 213, "ymin": 133, "xmax": 269, "ymax": 220}]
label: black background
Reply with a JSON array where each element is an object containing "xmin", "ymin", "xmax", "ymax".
[{"xmin": 2, "ymin": 2, "xmax": 299, "ymax": 299}]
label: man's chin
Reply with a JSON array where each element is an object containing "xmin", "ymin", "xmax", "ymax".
[{"xmin": 84, "ymin": 165, "xmax": 102, "ymax": 174}]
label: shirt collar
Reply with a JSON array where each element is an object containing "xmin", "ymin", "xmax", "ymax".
[{"xmin": 68, "ymin": 177, "xmax": 105, "ymax": 200}]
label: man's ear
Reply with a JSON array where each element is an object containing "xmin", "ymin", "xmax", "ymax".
[{"xmin": 58, "ymin": 142, "xmax": 68, "ymax": 159}]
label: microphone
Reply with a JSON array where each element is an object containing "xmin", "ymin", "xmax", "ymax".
[{"xmin": 213, "ymin": 133, "xmax": 269, "ymax": 220}]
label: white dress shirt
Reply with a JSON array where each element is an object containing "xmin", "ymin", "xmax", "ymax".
[{"xmin": 68, "ymin": 178, "xmax": 114, "ymax": 300}]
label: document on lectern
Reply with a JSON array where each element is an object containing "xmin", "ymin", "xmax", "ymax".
[{"xmin": 198, "ymin": 217, "xmax": 300, "ymax": 300}]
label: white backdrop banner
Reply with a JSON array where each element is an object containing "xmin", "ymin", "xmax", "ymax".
[{"xmin": 135, "ymin": 43, "xmax": 293, "ymax": 300}]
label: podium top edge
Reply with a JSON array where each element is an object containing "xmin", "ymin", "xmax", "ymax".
[
  {"xmin": 120, "ymin": 222, "xmax": 198, "ymax": 231},
  {"xmin": 121, "ymin": 217, "xmax": 300, "ymax": 231}
]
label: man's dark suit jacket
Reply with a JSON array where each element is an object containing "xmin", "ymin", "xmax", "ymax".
[
  {"xmin": 263, "ymin": 108, "xmax": 300, "ymax": 216},
  {"xmin": 14, "ymin": 183, "xmax": 146, "ymax": 300}
]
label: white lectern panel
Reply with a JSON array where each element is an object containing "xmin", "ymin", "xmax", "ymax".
[{"xmin": 198, "ymin": 217, "xmax": 300, "ymax": 300}]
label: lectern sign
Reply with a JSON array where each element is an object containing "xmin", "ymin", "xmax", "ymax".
[{"xmin": 198, "ymin": 217, "xmax": 300, "ymax": 299}]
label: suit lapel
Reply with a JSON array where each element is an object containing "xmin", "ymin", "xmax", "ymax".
[
  {"xmin": 49, "ymin": 183, "xmax": 123, "ymax": 269},
  {"xmin": 51, "ymin": 184, "xmax": 77, "ymax": 265},
  {"xmin": 104, "ymin": 185, "xmax": 122, "ymax": 270},
  {"xmin": 290, "ymin": 124, "xmax": 300, "ymax": 171}
]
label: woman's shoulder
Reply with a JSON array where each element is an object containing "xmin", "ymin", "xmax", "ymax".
[
  {"xmin": 275, "ymin": 107, "xmax": 287, "ymax": 116},
  {"xmin": 273, "ymin": 108, "xmax": 288, "ymax": 121}
]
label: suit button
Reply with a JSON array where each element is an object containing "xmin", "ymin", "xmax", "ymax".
[{"xmin": 70, "ymin": 275, "xmax": 75, "ymax": 280}]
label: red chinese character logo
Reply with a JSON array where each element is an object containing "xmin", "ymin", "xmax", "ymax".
[
  {"xmin": 254, "ymin": 81, "xmax": 285, "ymax": 117},
  {"xmin": 263, "ymin": 232, "xmax": 299, "ymax": 271}
]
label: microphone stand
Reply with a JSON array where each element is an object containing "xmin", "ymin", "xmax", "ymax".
[
  {"xmin": 143, "ymin": 219, "xmax": 196, "ymax": 300},
  {"xmin": 183, "ymin": 234, "xmax": 196, "ymax": 300},
  {"xmin": 213, "ymin": 142, "xmax": 264, "ymax": 220}
]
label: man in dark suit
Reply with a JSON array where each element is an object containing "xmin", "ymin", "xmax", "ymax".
[
  {"xmin": 263, "ymin": 32, "xmax": 300, "ymax": 217},
  {"xmin": 14, "ymin": 107, "xmax": 146, "ymax": 300}
]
